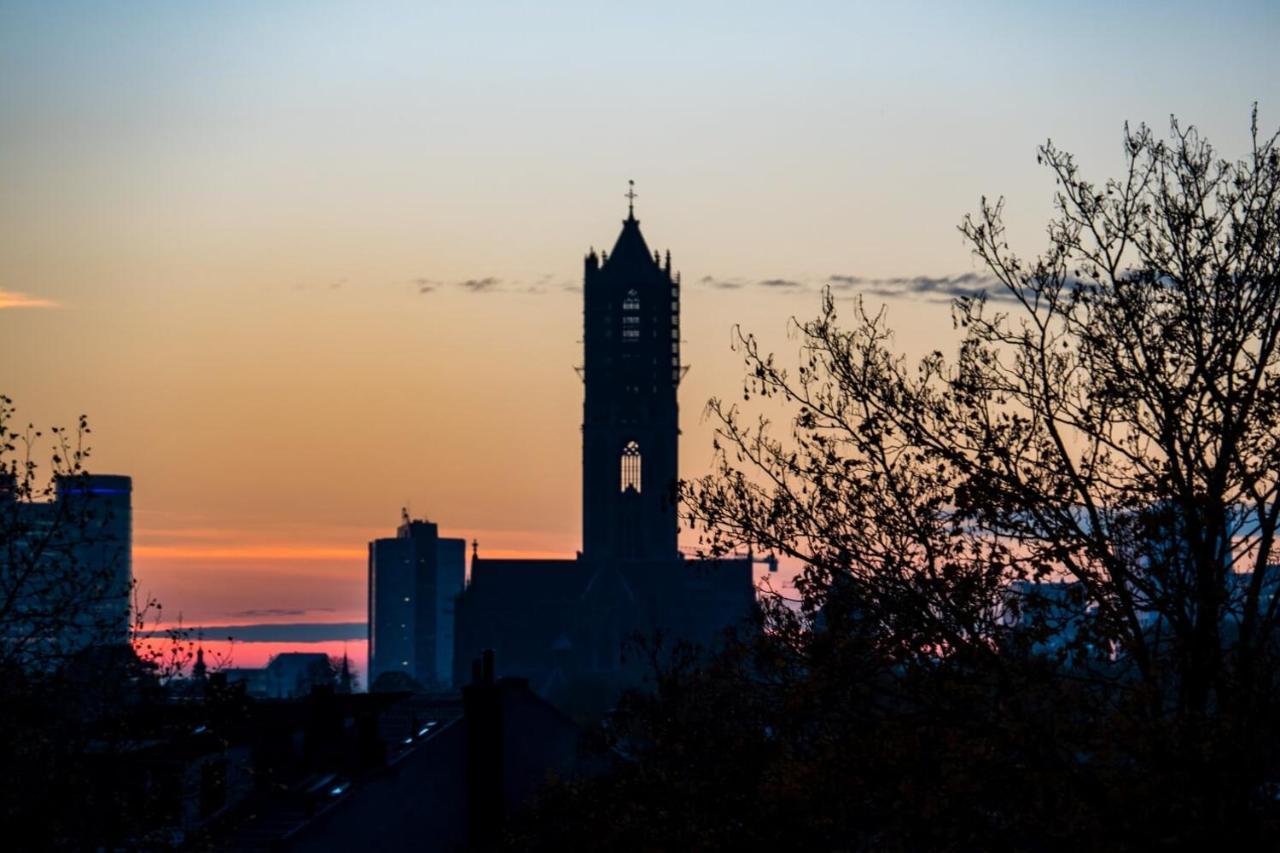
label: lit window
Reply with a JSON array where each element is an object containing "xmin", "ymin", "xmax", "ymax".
[
  {"xmin": 620, "ymin": 441, "xmax": 641, "ymax": 492},
  {"xmin": 622, "ymin": 290, "xmax": 641, "ymax": 343}
]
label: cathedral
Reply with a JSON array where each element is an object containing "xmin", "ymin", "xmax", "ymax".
[{"xmin": 453, "ymin": 195, "xmax": 756, "ymax": 715}]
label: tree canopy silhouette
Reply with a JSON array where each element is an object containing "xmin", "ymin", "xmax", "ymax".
[{"xmin": 691, "ymin": 110, "xmax": 1280, "ymax": 725}]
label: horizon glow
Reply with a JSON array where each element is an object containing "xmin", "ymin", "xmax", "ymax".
[{"xmin": 3, "ymin": 1, "xmax": 1277, "ymax": 628}]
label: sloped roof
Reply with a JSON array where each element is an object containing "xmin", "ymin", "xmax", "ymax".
[
  {"xmin": 466, "ymin": 558, "xmax": 591, "ymax": 602},
  {"xmin": 603, "ymin": 214, "xmax": 656, "ymax": 272}
]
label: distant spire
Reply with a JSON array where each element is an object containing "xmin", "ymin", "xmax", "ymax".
[
  {"xmin": 472, "ymin": 538, "xmax": 479, "ymax": 559},
  {"xmin": 338, "ymin": 649, "xmax": 353, "ymax": 694},
  {"xmin": 625, "ymin": 179, "xmax": 637, "ymax": 219},
  {"xmin": 192, "ymin": 645, "xmax": 208, "ymax": 683}
]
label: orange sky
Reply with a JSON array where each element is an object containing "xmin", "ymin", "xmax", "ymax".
[{"xmin": 2, "ymin": 2, "xmax": 1274, "ymax": 631}]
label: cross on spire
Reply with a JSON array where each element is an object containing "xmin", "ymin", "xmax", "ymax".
[{"xmin": 626, "ymin": 179, "xmax": 637, "ymax": 218}]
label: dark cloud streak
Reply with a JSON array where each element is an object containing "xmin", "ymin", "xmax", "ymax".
[
  {"xmin": 406, "ymin": 270, "xmax": 1038, "ymax": 305},
  {"xmin": 457, "ymin": 276, "xmax": 500, "ymax": 293},
  {"xmin": 828, "ymin": 272, "xmax": 1034, "ymax": 304},
  {"xmin": 231, "ymin": 608, "xmax": 334, "ymax": 618},
  {"xmin": 140, "ymin": 621, "xmax": 365, "ymax": 643},
  {"xmin": 699, "ymin": 275, "xmax": 745, "ymax": 290}
]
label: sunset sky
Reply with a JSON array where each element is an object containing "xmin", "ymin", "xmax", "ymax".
[{"xmin": 2, "ymin": 1, "xmax": 1278, "ymax": 660}]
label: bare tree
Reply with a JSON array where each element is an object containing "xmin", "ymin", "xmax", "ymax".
[
  {"xmin": 0, "ymin": 396, "xmax": 132, "ymax": 670},
  {"xmin": 684, "ymin": 111, "xmax": 1280, "ymax": 827},
  {"xmin": 0, "ymin": 397, "xmax": 169, "ymax": 844}
]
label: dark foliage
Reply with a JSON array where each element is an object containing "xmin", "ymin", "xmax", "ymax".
[
  {"xmin": 508, "ymin": 113, "xmax": 1280, "ymax": 850},
  {"xmin": 0, "ymin": 399, "xmax": 199, "ymax": 847}
]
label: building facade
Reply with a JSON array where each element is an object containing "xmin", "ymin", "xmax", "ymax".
[
  {"xmin": 0, "ymin": 472, "xmax": 133, "ymax": 665},
  {"xmin": 368, "ymin": 516, "xmax": 466, "ymax": 690}
]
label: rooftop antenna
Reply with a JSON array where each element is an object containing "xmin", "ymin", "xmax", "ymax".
[{"xmin": 626, "ymin": 179, "xmax": 637, "ymax": 218}]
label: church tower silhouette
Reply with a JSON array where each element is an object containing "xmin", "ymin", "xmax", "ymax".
[
  {"xmin": 452, "ymin": 188, "xmax": 754, "ymax": 714},
  {"xmin": 581, "ymin": 187, "xmax": 681, "ymax": 562}
]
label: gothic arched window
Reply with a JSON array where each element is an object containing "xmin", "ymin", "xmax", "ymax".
[{"xmin": 620, "ymin": 441, "xmax": 641, "ymax": 492}]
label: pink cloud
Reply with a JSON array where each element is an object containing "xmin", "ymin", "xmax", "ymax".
[{"xmin": 0, "ymin": 288, "xmax": 59, "ymax": 309}]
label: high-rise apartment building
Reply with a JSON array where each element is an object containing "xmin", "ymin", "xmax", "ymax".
[
  {"xmin": 368, "ymin": 516, "xmax": 465, "ymax": 690},
  {"xmin": 0, "ymin": 472, "xmax": 133, "ymax": 664}
]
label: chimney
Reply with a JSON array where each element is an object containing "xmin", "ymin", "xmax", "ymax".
[{"xmin": 464, "ymin": 649, "xmax": 503, "ymax": 848}]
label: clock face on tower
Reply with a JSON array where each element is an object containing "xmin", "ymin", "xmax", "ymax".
[{"xmin": 580, "ymin": 200, "xmax": 681, "ymax": 563}]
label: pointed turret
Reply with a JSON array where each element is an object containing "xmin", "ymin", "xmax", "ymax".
[
  {"xmin": 338, "ymin": 650, "xmax": 353, "ymax": 694},
  {"xmin": 192, "ymin": 644, "xmax": 208, "ymax": 684}
]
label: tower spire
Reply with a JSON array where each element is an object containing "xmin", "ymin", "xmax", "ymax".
[
  {"xmin": 625, "ymin": 179, "xmax": 637, "ymax": 219},
  {"xmin": 192, "ymin": 639, "xmax": 208, "ymax": 684},
  {"xmin": 338, "ymin": 646, "xmax": 353, "ymax": 694}
]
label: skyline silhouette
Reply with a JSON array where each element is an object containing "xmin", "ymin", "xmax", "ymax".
[
  {"xmin": 3, "ymin": 3, "xmax": 1277, "ymax": 634},
  {"xmin": 4, "ymin": 4, "xmax": 1280, "ymax": 849}
]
